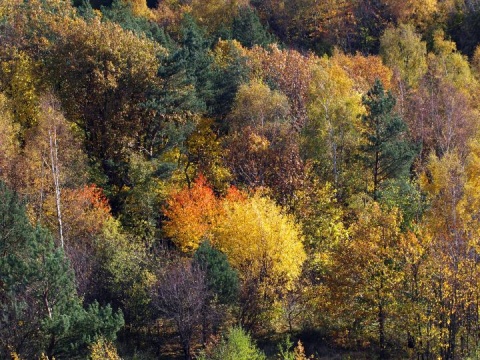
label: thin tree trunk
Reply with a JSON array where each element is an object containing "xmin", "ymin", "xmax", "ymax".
[
  {"xmin": 379, "ymin": 302, "xmax": 386, "ymax": 358},
  {"xmin": 48, "ymin": 125, "xmax": 64, "ymax": 248}
]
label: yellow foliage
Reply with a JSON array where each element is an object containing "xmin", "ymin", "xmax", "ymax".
[
  {"xmin": 304, "ymin": 57, "xmax": 365, "ymax": 193},
  {"xmin": 245, "ymin": 44, "xmax": 317, "ymax": 127},
  {"xmin": 230, "ymin": 79, "xmax": 291, "ymax": 130},
  {"xmin": 190, "ymin": 0, "xmax": 248, "ymax": 33},
  {"xmin": 89, "ymin": 337, "xmax": 121, "ymax": 360},
  {"xmin": 429, "ymin": 30, "xmax": 479, "ymax": 99},
  {"xmin": 0, "ymin": 0, "xmax": 21, "ymax": 19},
  {"xmin": 293, "ymin": 340, "xmax": 310, "ymax": 360},
  {"xmin": 332, "ymin": 51, "xmax": 393, "ymax": 93},
  {"xmin": 0, "ymin": 49, "xmax": 40, "ymax": 129},
  {"xmin": 123, "ymin": 0, "xmax": 153, "ymax": 19},
  {"xmin": 0, "ymin": 93, "xmax": 19, "ymax": 182},
  {"xmin": 164, "ymin": 181, "xmax": 306, "ymax": 288},
  {"xmin": 212, "ymin": 39, "xmax": 248, "ymax": 68},
  {"xmin": 331, "ymin": 202, "xmax": 406, "ymax": 345},
  {"xmin": 380, "ymin": 24, "xmax": 427, "ymax": 88},
  {"xmin": 214, "ymin": 193, "xmax": 306, "ymax": 288},
  {"xmin": 184, "ymin": 118, "xmax": 232, "ymax": 191},
  {"xmin": 419, "ymin": 152, "xmax": 464, "ymax": 200}
]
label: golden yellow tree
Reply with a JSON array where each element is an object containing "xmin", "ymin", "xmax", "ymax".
[
  {"xmin": 333, "ymin": 202, "xmax": 405, "ymax": 355},
  {"xmin": 304, "ymin": 57, "xmax": 364, "ymax": 197},
  {"xmin": 0, "ymin": 93, "xmax": 19, "ymax": 184},
  {"xmin": 213, "ymin": 192, "xmax": 306, "ymax": 328}
]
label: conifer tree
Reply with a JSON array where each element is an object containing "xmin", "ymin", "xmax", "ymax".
[
  {"xmin": 361, "ymin": 79, "xmax": 417, "ymax": 199},
  {"xmin": 0, "ymin": 182, "xmax": 123, "ymax": 359}
]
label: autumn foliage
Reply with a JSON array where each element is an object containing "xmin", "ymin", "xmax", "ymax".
[{"xmin": 5, "ymin": 0, "xmax": 480, "ymax": 358}]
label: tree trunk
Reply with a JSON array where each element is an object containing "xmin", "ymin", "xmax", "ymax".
[
  {"xmin": 48, "ymin": 125, "xmax": 64, "ymax": 248},
  {"xmin": 379, "ymin": 302, "xmax": 386, "ymax": 358}
]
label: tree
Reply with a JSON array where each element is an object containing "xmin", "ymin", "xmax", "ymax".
[
  {"xmin": 331, "ymin": 51, "xmax": 393, "ymax": 94},
  {"xmin": 0, "ymin": 93, "xmax": 19, "ymax": 184},
  {"xmin": 0, "ymin": 47, "xmax": 39, "ymax": 133},
  {"xmin": 213, "ymin": 193, "xmax": 306, "ymax": 329},
  {"xmin": 231, "ymin": 6, "xmax": 273, "ymax": 48},
  {"xmin": 209, "ymin": 39, "xmax": 250, "ymax": 119},
  {"xmin": 176, "ymin": 14, "xmax": 215, "ymax": 111},
  {"xmin": 101, "ymin": 0, "xmax": 171, "ymax": 44},
  {"xmin": 40, "ymin": 14, "xmax": 162, "ymax": 211},
  {"xmin": 246, "ymin": 45, "xmax": 316, "ymax": 130},
  {"xmin": 163, "ymin": 175, "xmax": 220, "ymax": 252},
  {"xmin": 0, "ymin": 182, "xmax": 123, "ymax": 359},
  {"xmin": 428, "ymin": 30, "xmax": 478, "ymax": 98},
  {"xmin": 183, "ymin": 118, "xmax": 232, "ymax": 191},
  {"xmin": 89, "ymin": 337, "xmax": 122, "ymax": 360},
  {"xmin": 226, "ymin": 79, "xmax": 305, "ymax": 206},
  {"xmin": 59, "ymin": 184, "xmax": 112, "ymax": 298},
  {"xmin": 360, "ymin": 79, "xmax": 417, "ymax": 199},
  {"xmin": 303, "ymin": 57, "xmax": 364, "ymax": 199},
  {"xmin": 152, "ymin": 260, "xmax": 208, "ymax": 360},
  {"xmin": 164, "ymin": 183, "xmax": 306, "ymax": 329},
  {"xmin": 13, "ymin": 95, "xmax": 105, "ymax": 297},
  {"xmin": 333, "ymin": 202, "xmax": 406, "ymax": 357},
  {"xmin": 97, "ymin": 217, "xmax": 155, "ymax": 327},
  {"xmin": 418, "ymin": 155, "xmax": 458, "ymax": 357},
  {"xmin": 189, "ymin": 0, "xmax": 248, "ymax": 36},
  {"xmin": 193, "ymin": 241, "xmax": 240, "ymax": 306},
  {"xmin": 228, "ymin": 79, "xmax": 291, "ymax": 131},
  {"xmin": 193, "ymin": 241, "xmax": 240, "ymax": 343},
  {"xmin": 198, "ymin": 326, "xmax": 266, "ymax": 360},
  {"xmin": 380, "ymin": 24, "xmax": 427, "ymax": 89},
  {"xmin": 405, "ymin": 77, "xmax": 476, "ymax": 163}
]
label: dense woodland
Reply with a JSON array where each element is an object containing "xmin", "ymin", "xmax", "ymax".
[{"xmin": 4, "ymin": 0, "xmax": 480, "ymax": 359}]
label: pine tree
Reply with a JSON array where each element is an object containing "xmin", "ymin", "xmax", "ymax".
[
  {"xmin": 361, "ymin": 79, "xmax": 417, "ymax": 199},
  {"xmin": 0, "ymin": 182, "xmax": 123, "ymax": 359},
  {"xmin": 193, "ymin": 240, "xmax": 239, "ymax": 305},
  {"xmin": 231, "ymin": 7, "xmax": 273, "ymax": 48}
]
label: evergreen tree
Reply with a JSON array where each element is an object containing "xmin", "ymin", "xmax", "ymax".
[
  {"xmin": 0, "ymin": 182, "xmax": 123, "ymax": 359},
  {"xmin": 209, "ymin": 43, "xmax": 250, "ymax": 119},
  {"xmin": 193, "ymin": 240, "xmax": 239, "ymax": 305},
  {"xmin": 231, "ymin": 7, "xmax": 274, "ymax": 48},
  {"xmin": 177, "ymin": 14, "xmax": 215, "ymax": 111},
  {"xmin": 360, "ymin": 79, "xmax": 417, "ymax": 199},
  {"xmin": 101, "ymin": 0, "xmax": 172, "ymax": 46}
]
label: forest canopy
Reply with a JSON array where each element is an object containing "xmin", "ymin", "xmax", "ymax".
[{"xmin": 2, "ymin": 0, "xmax": 480, "ymax": 359}]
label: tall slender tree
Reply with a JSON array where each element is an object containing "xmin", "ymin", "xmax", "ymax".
[{"xmin": 361, "ymin": 79, "xmax": 417, "ymax": 199}]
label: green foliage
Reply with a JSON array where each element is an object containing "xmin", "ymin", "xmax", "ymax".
[
  {"xmin": 38, "ymin": 12, "xmax": 162, "ymax": 211},
  {"xmin": 101, "ymin": 0, "xmax": 172, "ymax": 45},
  {"xmin": 380, "ymin": 24, "xmax": 427, "ymax": 88},
  {"xmin": 5, "ymin": 1, "xmax": 480, "ymax": 358},
  {"xmin": 377, "ymin": 178, "xmax": 427, "ymax": 230},
  {"xmin": 231, "ymin": 7, "xmax": 274, "ymax": 48},
  {"xmin": 209, "ymin": 43, "xmax": 250, "ymax": 119},
  {"xmin": 0, "ymin": 182, "xmax": 123, "ymax": 359},
  {"xmin": 198, "ymin": 326, "xmax": 266, "ymax": 360},
  {"xmin": 177, "ymin": 14, "xmax": 215, "ymax": 111},
  {"xmin": 97, "ymin": 217, "xmax": 155, "ymax": 326},
  {"xmin": 119, "ymin": 154, "xmax": 162, "ymax": 244},
  {"xmin": 360, "ymin": 79, "xmax": 418, "ymax": 199},
  {"xmin": 193, "ymin": 240, "xmax": 239, "ymax": 305},
  {"xmin": 277, "ymin": 335, "xmax": 310, "ymax": 360},
  {"xmin": 42, "ymin": 301, "xmax": 124, "ymax": 358}
]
